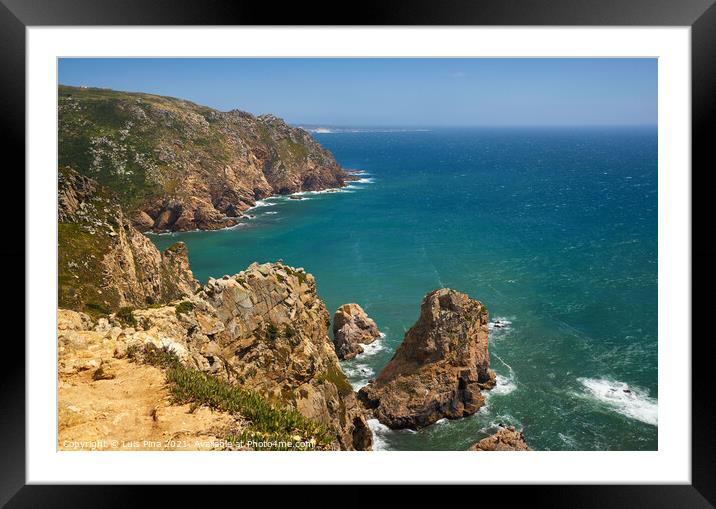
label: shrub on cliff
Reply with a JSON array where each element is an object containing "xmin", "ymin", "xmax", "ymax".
[{"xmin": 130, "ymin": 344, "xmax": 333, "ymax": 450}]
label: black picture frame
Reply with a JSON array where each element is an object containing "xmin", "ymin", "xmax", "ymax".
[{"xmin": 2, "ymin": 0, "xmax": 713, "ymax": 505}]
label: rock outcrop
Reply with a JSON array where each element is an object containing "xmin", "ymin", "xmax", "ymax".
[
  {"xmin": 193, "ymin": 263, "xmax": 372, "ymax": 450},
  {"xmin": 358, "ymin": 288, "xmax": 496, "ymax": 429},
  {"xmin": 58, "ymin": 263, "xmax": 372, "ymax": 451},
  {"xmin": 58, "ymin": 167, "xmax": 199, "ymax": 313},
  {"xmin": 468, "ymin": 427, "xmax": 532, "ymax": 451},
  {"xmin": 332, "ymin": 303, "xmax": 381, "ymax": 360},
  {"xmin": 58, "ymin": 85, "xmax": 349, "ymax": 232}
]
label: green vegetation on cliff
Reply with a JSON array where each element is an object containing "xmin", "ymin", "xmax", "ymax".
[
  {"xmin": 58, "ymin": 167, "xmax": 124, "ymax": 314},
  {"xmin": 58, "ymin": 166, "xmax": 198, "ymax": 314},
  {"xmin": 58, "ymin": 85, "xmax": 346, "ymax": 232},
  {"xmin": 133, "ymin": 344, "xmax": 333, "ymax": 450}
]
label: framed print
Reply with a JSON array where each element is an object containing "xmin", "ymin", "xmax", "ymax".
[{"xmin": 3, "ymin": 0, "xmax": 714, "ymax": 505}]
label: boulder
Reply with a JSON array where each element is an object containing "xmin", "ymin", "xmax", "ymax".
[
  {"xmin": 58, "ymin": 309, "xmax": 94, "ymax": 331},
  {"xmin": 332, "ymin": 303, "xmax": 381, "ymax": 360},
  {"xmin": 469, "ymin": 426, "xmax": 532, "ymax": 451},
  {"xmin": 358, "ymin": 288, "xmax": 495, "ymax": 429}
]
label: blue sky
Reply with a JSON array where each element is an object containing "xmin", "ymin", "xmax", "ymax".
[{"xmin": 58, "ymin": 58, "xmax": 657, "ymax": 127}]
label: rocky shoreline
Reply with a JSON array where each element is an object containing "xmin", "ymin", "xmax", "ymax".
[
  {"xmin": 59, "ymin": 85, "xmax": 352, "ymax": 233},
  {"xmin": 57, "ymin": 89, "xmax": 532, "ymax": 451}
]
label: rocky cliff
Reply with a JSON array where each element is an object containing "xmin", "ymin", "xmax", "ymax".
[
  {"xmin": 358, "ymin": 288, "xmax": 496, "ymax": 429},
  {"xmin": 192, "ymin": 262, "xmax": 372, "ymax": 450},
  {"xmin": 58, "ymin": 167, "xmax": 199, "ymax": 314},
  {"xmin": 58, "ymin": 85, "xmax": 349, "ymax": 232},
  {"xmin": 58, "ymin": 262, "xmax": 372, "ymax": 451}
]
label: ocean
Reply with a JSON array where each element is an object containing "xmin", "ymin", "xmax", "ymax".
[{"xmin": 151, "ymin": 127, "xmax": 658, "ymax": 451}]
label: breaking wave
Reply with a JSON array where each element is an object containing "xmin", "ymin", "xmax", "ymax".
[
  {"xmin": 246, "ymin": 199, "xmax": 275, "ymax": 211},
  {"xmin": 343, "ymin": 363, "xmax": 375, "ymax": 391},
  {"xmin": 488, "ymin": 317, "xmax": 513, "ymax": 334},
  {"xmin": 482, "ymin": 414, "xmax": 523, "ymax": 433},
  {"xmin": 341, "ymin": 334, "xmax": 386, "ymax": 390},
  {"xmin": 367, "ymin": 419, "xmax": 392, "ymax": 451},
  {"xmin": 491, "ymin": 373, "xmax": 517, "ymax": 396},
  {"xmin": 577, "ymin": 377, "xmax": 658, "ymax": 426},
  {"xmin": 360, "ymin": 333, "xmax": 386, "ymax": 356}
]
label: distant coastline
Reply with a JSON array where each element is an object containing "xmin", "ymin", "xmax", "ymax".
[{"xmin": 302, "ymin": 125, "xmax": 432, "ymax": 134}]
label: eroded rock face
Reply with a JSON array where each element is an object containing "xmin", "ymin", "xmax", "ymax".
[
  {"xmin": 58, "ymin": 264, "xmax": 373, "ymax": 451},
  {"xmin": 358, "ymin": 288, "xmax": 495, "ymax": 429},
  {"xmin": 58, "ymin": 170, "xmax": 369, "ymax": 449},
  {"xmin": 58, "ymin": 167, "xmax": 199, "ymax": 313},
  {"xmin": 194, "ymin": 263, "xmax": 371, "ymax": 450},
  {"xmin": 58, "ymin": 86, "xmax": 348, "ymax": 232},
  {"xmin": 332, "ymin": 303, "xmax": 381, "ymax": 360},
  {"xmin": 468, "ymin": 427, "xmax": 532, "ymax": 451}
]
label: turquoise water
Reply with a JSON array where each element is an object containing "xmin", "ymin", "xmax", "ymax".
[{"xmin": 151, "ymin": 127, "xmax": 658, "ymax": 451}]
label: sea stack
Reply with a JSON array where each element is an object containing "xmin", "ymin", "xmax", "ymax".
[
  {"xmin": 358, "ymin": 288, "xmax": 496, "ymax": 429},
  {"xmin": 332, "ymin": 303, "xmax": 381, "ymax": 360},
  {"xmin": 468, "ymin": 427, "xmax": 532, "ymax": 451}
]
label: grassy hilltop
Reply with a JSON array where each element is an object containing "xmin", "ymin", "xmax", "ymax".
[{"xmin": 58, "ymin": 85, "xmax": 347, "ymax": 231}]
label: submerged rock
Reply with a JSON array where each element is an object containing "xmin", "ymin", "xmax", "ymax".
[
  {"xmin": 358, "ymin": 288, "xmax": 495, "ymax": 429},
  {"xmin": 469, "ymin": 426, "xmax": 532, "ymax": 451},
  {"xmin": 332, "ymin": 303, "xmax": 381, "ymax": 360}
]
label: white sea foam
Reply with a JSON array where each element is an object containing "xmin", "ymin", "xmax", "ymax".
[
  {"xmin": 577, "ymin": 377, "xmax": 658, "ymax": 426},
  {"xmin": 246, "ymin": 199, "xmax": 275, "ymax": 211},
  {"xmin": 343, "ymin": 362, "xmax": 376, "ymax": 390},
  {"xmin": 488, "ymin": 317, "xmax": 513, "ymax": 332},
  {"xmin": 264, "ymin": 211, "xmax": 278, "ymax": 215},
  {"xmin": 219, "ymin": 222, "xmax": 247, "ymax": 231},
  {"xmin": 435, "ymin": 418, "xmax": 448, "ymax": 425},
  {"xmin": 367, "ymin": 419, "xmax": 391, "ymax": 451},
  {"xmin": 491, "ymin": 373, "xmax": 517, "ymax": 396},
  {"xmin": 290, "ymin": 187, "xmax": 347, "ymax": 197},
  {"xmin": 483, "ymin": 414, "xmax": 522, "ymax": 433},
  {"xmin": 340, "ymin": 334, "xmax": 386, "ymax": 390},
  {"xmin": 359, "ymin": 333, "xmax": 386, "ymax": 357},
  {"xmin": 342, "ymin": 363, "xmax": 375, "ymax": 378}
]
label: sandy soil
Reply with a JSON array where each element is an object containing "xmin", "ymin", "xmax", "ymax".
[{"xmin": 58, "ymin": 357, "xmax": 244, "ymax": 451}]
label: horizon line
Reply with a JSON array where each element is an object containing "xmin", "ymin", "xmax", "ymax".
[{"xmin": 295, "ymin": 123, "xmax": 658, "ymax": 129}]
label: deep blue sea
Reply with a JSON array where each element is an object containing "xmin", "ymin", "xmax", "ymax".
[{"xmin": 151, "ymin": 127, "xmax": 658, "ymax": 451}]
